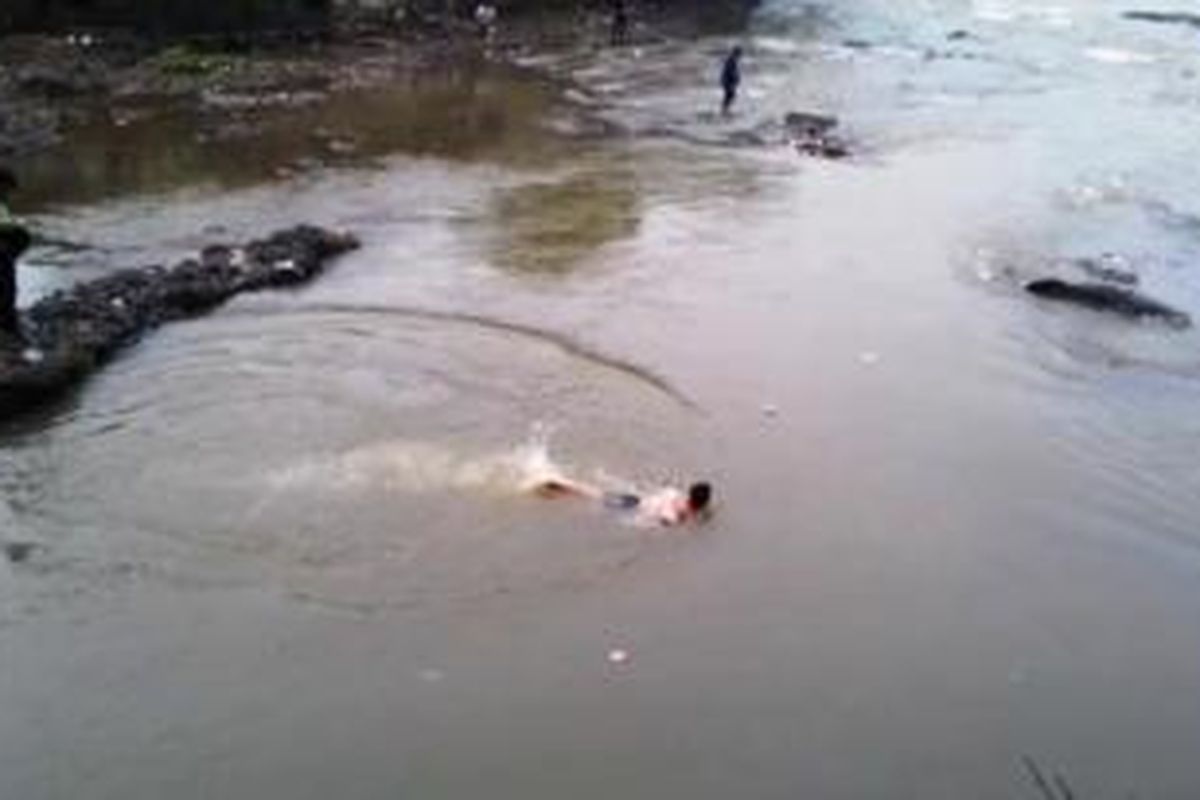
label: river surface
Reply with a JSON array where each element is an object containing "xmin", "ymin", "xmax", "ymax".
[{"xmin": 4, "ymin": 1, "xmax": 1200, "ymax": 797}]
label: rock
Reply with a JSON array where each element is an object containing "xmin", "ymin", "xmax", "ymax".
[
  {"xmin": 1123, "ymin": 10, "xmax": 1200, "ymax": 30},
  {"xmin": 1, "ymin": 225, "xmax": 359, "ymax": 417},
  {"xmin": 784, "ymin": 111, "xmax": 850, "ymax": 160},
  {"xmin": 1072, "ymin": 256, "xmax": 1138, "ymax": 286},
  {"xmin": 795, "ymin": 138, "xmax": 849, "ymax": 159},
  {"xmin": 3, "ymin": 541, "xmax": 41, "ymax": 564},
  {"xmin": 784, "ymin": 111, "xmax": 838, "ymax": 138},
  {"xmin": 1025, "ymin": 278, "xmax": 1192, "ymax": 328}
]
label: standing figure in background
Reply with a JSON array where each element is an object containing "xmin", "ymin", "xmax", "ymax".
[
  {"xmin": 611, "ymin": 0, "xmax": 630, "ymax": 46},
  {"xmin": 0, "ymin": 168, "xmax": 30, "ymax": 341},
  {"xmin": 720, "ymin": 45, "xmax": 743, "ymax": 116},
  {"xmin": 474, "ymin": 2, "xmax": 498, "ymax": 43}
]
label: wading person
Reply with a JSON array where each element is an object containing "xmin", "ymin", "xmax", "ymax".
[
  {"xmin": 720, "ymin": 45, "xmax": 743, "ymax": 116},
  {"xmin": 0, "ymin": 168, "xmax": 30, "ymax": 341}
]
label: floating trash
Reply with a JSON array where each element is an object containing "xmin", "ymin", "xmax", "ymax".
[{"xmin": 607, "ymin": 648, "xmax": 630, "ymax": 665}]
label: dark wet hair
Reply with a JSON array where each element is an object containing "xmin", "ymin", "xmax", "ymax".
[
  {"xmin": 0, "ymin": 167, "xmax": 16, "ymax": 194},
  {"xmin": 688, "ymin": 482, "xmax": 712, "ymax": 511}
]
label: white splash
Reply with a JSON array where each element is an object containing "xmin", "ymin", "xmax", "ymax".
[
  {"xmin": 1084, "ymin": 48, "xmax": 1155, "ymax": 65},
  {"xmin": 265, "ymin": 424, "xmax": 577, "ymax": 497}
]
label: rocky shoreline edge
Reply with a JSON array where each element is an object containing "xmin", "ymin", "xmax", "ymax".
[{"xmin": 0, "ymin": 224, "xmax": 358, "ymax": 418}]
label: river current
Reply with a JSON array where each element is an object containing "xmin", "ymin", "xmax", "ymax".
[{"xmin": 3, "ymin": 1, "xmax": 1200, "ymax": 797}]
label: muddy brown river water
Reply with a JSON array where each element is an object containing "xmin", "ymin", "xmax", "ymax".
[{"xmin": 4, "ymin": 1, "xmax": 1200, "ymax": 797}]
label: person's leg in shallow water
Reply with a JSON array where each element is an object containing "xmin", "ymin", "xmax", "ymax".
[
  {"xmin": 602, "ymin": 491, "xmax": 640, "ymax": 510},
  {"xmin": 611, "ymin": 0, "xmax": 629, "ymax": 46},
  {"xmin": 0, "ymin": 227, "xmax": 30, "ymax": 340},
  {"xmin": 720, "ymin": 46, "xmax": 743, "ymax": 116}
]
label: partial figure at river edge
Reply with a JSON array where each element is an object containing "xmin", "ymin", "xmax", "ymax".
[
  {"xmin": 610, "ymin": 0, "xmax": 630, "ymax": 46},
  {"xmin": 533, "ymin": 474, "xmax": 714, "ymax": 527},
  {"xmin": 0, "ymin": 167, "xmax": 31, "ymax": 343},
  {"xmin": 720, "ymin": 45, "xmax": 743, "ymax": 116},
  {"xmin": 474, "ymin": 2, "xmax": 498, "ymax": 43}
]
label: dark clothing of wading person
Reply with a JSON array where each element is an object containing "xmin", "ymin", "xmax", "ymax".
[
  {"xmin": 0, "ymin": 169, "xmax": 29, "ymax": 339},
  {"xmin": 720, "ymin": 46, "xmax": 743, "ymax": 115},
  {"xmin": 611, "ymin": 0, "xmax": 629, "ymax": 46}
]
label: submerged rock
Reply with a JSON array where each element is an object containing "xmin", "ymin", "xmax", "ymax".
[
  {"xmin": 1072, "ymin": 256, "xmax": 1138, "ymax": 286},
  {"xmin": 3, "ymin": 541, "xmax": 42, "ymax": 565},
  {"xmin": 1025, "ymin": 278, "xmax": 1192, "ymax": 328},
  {"xmin": 1123, "ymin": 10, "xmax": 1200, "ymax": 30},
  {"xmin": 784, "ymin": 111, "xmax": 849, "ymax": 160},
  {"xmin": 0, "ymin": 225, "xmax": 359, "ymax": 417},
  {"xmin": 784, "ymin": 112, "xmax": 838, "ymax": 137}
]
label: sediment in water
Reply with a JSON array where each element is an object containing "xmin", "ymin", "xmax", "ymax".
[{"xmin": 0, "ymin": 224, "xmax": 358, "ymax": 418}]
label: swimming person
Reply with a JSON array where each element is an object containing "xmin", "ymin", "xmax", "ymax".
[
  {"xmin": 720, "ymin": 45, "xmax": 743, "ymax": 116},
  {"xmin": 534, "ymin": 475, "xmax": 713, "ymax": 527}
]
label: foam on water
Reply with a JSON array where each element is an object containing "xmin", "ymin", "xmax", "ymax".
[
  {"xmin": 264, "ymin": 425, "xmax": 598, "ymax": 498},
  {"xmin": 1084, "ymin": 47, "xmax": 1156, "ymax": 65}
]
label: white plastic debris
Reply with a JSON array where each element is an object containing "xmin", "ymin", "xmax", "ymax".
[
  {"xmin": 761, "ymin": 403, "xmax": 779, "ymax": 418},
  {"xmin": 858, "ymin": 351, "xmax": 880, "ymax": 365},
  {"xmin": 607, "ymin": 648, "xmax": 630, "ymax": 665},
  {"xmin": 21, "ymin": 348, "xmax": 44, "ymax": 364}
]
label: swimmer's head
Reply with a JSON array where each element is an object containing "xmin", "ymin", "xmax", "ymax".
[{"xmin": 688, "ymin": 482, "xmax": 713, "ymax": 512}]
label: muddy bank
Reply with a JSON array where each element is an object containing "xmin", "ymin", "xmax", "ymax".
[
  {"xmin": 0, "ymin": 2, "xmax": 760, "ymax": 160},
  {"xmin": 0, "ymin": 225, "xmax": 358, "ymax": 417},
  {"xmin": 0, "ymin": 30, "xmax": 475, "ymax": 159}
]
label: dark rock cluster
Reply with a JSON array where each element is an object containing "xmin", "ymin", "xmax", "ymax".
[
  {"xmin": 1025, "ymin": 277, "xmax": 1192, "ymax": 329},
  {"xmin": 784, "ymin": 111, "xmax": 849, "ymax": 160},
  {"xmin": 0, "ymin": 224, "xmax": 358, "ymax": 416},
  {"xmin": 1123, "ymin": 10, "xmax": 1200, "ymax": 30},
  {"xmin": 3, "ymin": 540, "xmax": 41, "ymax": 565}
]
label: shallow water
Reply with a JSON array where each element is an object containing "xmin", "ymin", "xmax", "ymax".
[{"xmin": 4, "ymin": 1, "xmax": 1200, "ymax": 797}]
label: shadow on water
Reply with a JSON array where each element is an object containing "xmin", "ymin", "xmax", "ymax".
[
  {"xmin": 18, "ymin": 59, "xmax": 572, "ymax": 211},
  {"xmin": 483, "ymin": 166, "xmax": 641, "ymax": 275}
]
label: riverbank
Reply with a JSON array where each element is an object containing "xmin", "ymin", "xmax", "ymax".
[
  {"xmin": 0, "ymin": 225, "xmax": 358, "ymax": 417},
  {"xmin": 0, "ymin": 1, "xmax": 759, "ymax": 160}
]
